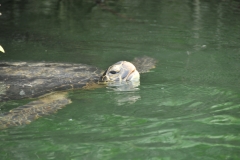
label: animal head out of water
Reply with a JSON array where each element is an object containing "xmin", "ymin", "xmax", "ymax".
[{"xmin": 99, "ymin": 61, "xmax": 140, "ymax": 83}]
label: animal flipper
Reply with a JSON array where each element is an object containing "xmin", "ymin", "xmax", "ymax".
[
  {"xmin": 131, "ymin": 56, "xmax": 157, "ymax": 73},
  {"xmin": 0, "ymin": 92, "xmax": 71, "ymax": 129}
]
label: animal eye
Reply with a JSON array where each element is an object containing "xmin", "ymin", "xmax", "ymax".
[{"xmin": 110, "ymin": 71, "xmax": 117, "ymax": 74}]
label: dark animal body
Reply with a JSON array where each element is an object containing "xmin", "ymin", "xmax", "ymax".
[
  {"xmin": 0, "ymin": 62, "xmax": 103, "ymax": 101},
  {"xmin": 0, "ymin": 62, "xmax": 103, "ymax": 129},
  {"xmin": 0, "ymin": 57, "xmax": 156, "ymax": 129}
]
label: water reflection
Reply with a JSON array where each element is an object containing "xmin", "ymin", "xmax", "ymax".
[
  {"xmin": 192, "ymin": 0, "xmax": 201, "ymax": 40},
  {"xmin": 106, "ymin": 81, "xmax": 141, "ymax": 106}
]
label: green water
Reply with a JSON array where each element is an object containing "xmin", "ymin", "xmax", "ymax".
[{"xmin": 1, "ymin": 0, "xmax": 240, "ymax": 159}]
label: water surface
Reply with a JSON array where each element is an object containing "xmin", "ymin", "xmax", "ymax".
[{"xmin": 0, "ymin": 0, "xmax": 240, "ymax": 159}]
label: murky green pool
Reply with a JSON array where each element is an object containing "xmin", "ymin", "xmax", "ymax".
[{"xmin": 1, "ymin": 0, "xmax": 240, "ymax": 159}]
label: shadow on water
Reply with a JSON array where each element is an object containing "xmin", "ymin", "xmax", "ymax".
[{"xmin": 0, "ymin": 0, "xmax": 240, "ymax": 160}]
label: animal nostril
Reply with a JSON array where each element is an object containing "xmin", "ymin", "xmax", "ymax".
[{"xmin": 110, "ymin": 71, "xmax": 117, "ymax": 74}]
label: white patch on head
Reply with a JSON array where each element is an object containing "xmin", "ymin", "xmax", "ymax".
[
  {"xmin": 19, "ymin": 90, "xmax": 26, "ymax": 96},
  {"xmin": 102, "ymin": 61, "xmax": 140, "ymax": 82}
]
